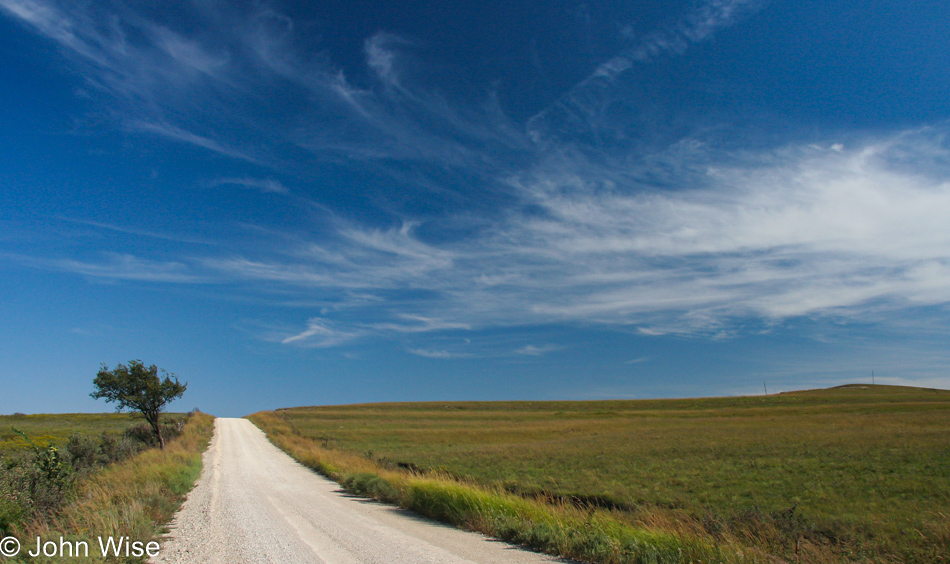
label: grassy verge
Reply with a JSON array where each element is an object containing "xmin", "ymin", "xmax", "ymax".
[
  {"xmin": 249, "ymin": 385, "xmax": 950, "ymax": 563},
  {"xmin": 248, "ymin": 410, "xmax": 752, "ymax": 564},
  {"xmin": 5, "ymin": 411, "xmax": 214, "ymax": 563}
]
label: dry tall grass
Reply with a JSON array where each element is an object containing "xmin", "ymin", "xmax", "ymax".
[{"xmin": 8, "ymin": 412, "xmax": 214, "ymax": 563}]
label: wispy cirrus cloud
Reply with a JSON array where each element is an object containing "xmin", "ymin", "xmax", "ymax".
[
  {"xmin": 0, "ymin": 0, "xmax": 531, "ymax": 189},
  {"xmin": 591, "ymin": 0, "xmax": 760, "ymax": 81},
  {"xmin": 406, "ymin": 348, "xmax": 469, "ymax": 359},
  {"xmin": 5, "ymin": 0, "xmax": 949, "ymax": 354},
  {"xmin": 207, "ymin": 177, "xmax": 289, "ymax": 195},
  {"xmin": 129, "ymin": 120, "xmax": 259, "ymax": 163},
  {"xmin": 275, "ymin": 315, "xmax": 469, "ymax": 348},
  {"xmin": 202, "ymin": 220, "xmax": 459, "ymax": 293},
  {"xmin": 1, "ymin": 0, "xmax": 731, "ymax": 180},
  {"xmin": 0, "ymin": 0, "xmax": 238, "ymax": 105},
  {"xmin": 206, "ymin": 127, "xmax": 950, "ymax": 340},
  {"xmin": 280, "ymin": 317, "xmax": 361, "ymax": 347},
  {"xmin": 515, "ymin": 344, "xmax": 559, "ymax": 356},
  {"xmin": 527, "ymin": 0, "xmax": 762, "ymax": 145},
  {"xmin": 54, "ymin": 217, "xmax": 215, "ymax": 245},
  {"xmin": 10, "ymin": 252, "xmax": 205, "ymax": 283},
  {"xmin": 371, "ymin": 314, "xmax": 471, "ymax": 333},
  {"xmin": 502, "ymin": 129, "xmax": 950, "ymax": 330}
]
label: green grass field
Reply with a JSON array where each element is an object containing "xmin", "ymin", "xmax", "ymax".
[
  {"xmin": 0, "ymin": 413, "xmax": 142, "ymax": 452},
  {"xmin": 253, "ymin": 385, "xmax": 950, "ymax": 563}
]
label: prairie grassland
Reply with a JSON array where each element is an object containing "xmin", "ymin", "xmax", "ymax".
[
  {"xmin": 250, "ymin": 385, "xmax": 950, "ymax": 563},
  {"xmin": 0, "ymin": 414, "xmax": 142, "ymax": 453},
  {"xmin": 251, "ymin": 409, "xmax": 740, "ymax": 564},
  {"xmin": 5, "ymin": 411, "xmax": 214, "ymax": 563}
]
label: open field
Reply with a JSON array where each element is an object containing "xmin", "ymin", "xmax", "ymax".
[
  {"xmin": 0, "ymin": 413, "xmax": 143, "ymax": 453},
  {"xmin": 250, "ymin": 385, "xmax": 950, "ymax": 563}
]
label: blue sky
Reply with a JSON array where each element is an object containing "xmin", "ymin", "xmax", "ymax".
[{"xmin": 2, "ymin": 0, "xmax": 949, "ymax": 417}]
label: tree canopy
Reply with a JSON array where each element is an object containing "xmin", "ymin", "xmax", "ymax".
[{"xmin": 91, "ymin": 360, "xmax": 187, "ymax": 449}]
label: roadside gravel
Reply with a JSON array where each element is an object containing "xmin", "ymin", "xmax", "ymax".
[{"xmin": 152, "ymin": 418, "xmax": 569, "ymax": 564}]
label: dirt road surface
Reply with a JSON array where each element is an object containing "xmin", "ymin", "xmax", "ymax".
[{"xmin": 152, "ymin": 418, "xmax": 568, "ymax": 564}]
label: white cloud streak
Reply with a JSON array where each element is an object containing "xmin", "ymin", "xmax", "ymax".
[
  {"xmin": 592, "ymin": 0, "xmax": 759, "ymax": 81},
  {"xmin": 515, "ymin": 344, "xmax": 559, "ymax": 356},
  {"xmin": 129, "ymin": 120, "xmax": 259, "ymax": 162},
  {"xmin": 54, "ymin": 217, "xmax": 214, "ymax": 245},
  {"xmin": 371, "ymin": 314, "xmax": 471, "ymax": 333},
  {"xmin": 10, "ymin": 252, "xmax": 205, "ymax": 283},
  {"xmin": 281, "ymin": 318, "xmax": 361, "ymax": 347},
  {"xmin": 527, "ymin": 0, "xmax": 761, "ymax": 145},
  {"xmin": 207, "ymin": 177, "xmax": 289, "ymax": 194},
  {"xmin": 406, "ymin": 348, "xmax": 465, "ymax": 359}
]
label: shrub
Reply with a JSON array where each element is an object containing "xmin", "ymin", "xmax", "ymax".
[
  {"xmin": 66, "ymin": 433, "xmax": 99, "ymax": 472},
  {"xmin": 341, "ymin": 472, "xmax": 401, "ymax": 503},
  {"xmin": 99, "ymin": 431, "xmax": 143, "ymax": 463},
  {"xmin": 124, "ymin": 422, "xmax": 157, "ymax": 445},
  {"xmin": 0, "ymin": 439, "xmax": 77, "ymax": 528},
  {"xmin": 26, "ymin": 446, "xmax": 75, "ymax": 517},
  {"xmin": 0, "ymin": 457, "xmax": 27, "ymax": 535},
  {"xmin": 124, "ymin": 418, "xmax": 185, "ymax": 447}
]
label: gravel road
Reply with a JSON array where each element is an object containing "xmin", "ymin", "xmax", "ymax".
[{"xmin": 152, "ymin": 418, "xmax": 568, "ymax": 564}]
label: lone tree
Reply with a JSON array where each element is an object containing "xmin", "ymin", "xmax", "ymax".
[{"xmin": 91, "ymin": 360, "xmax": 187, "ymax": 449}]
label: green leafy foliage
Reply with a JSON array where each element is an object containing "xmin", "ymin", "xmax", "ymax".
[{"xmin": 91, "ymin": 360, "xmax": 187, "ymax": 449}]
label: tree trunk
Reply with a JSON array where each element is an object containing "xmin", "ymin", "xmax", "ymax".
[{"xmin": 149, "ymin": 416, "xmax": 165, "ymax": 450}]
